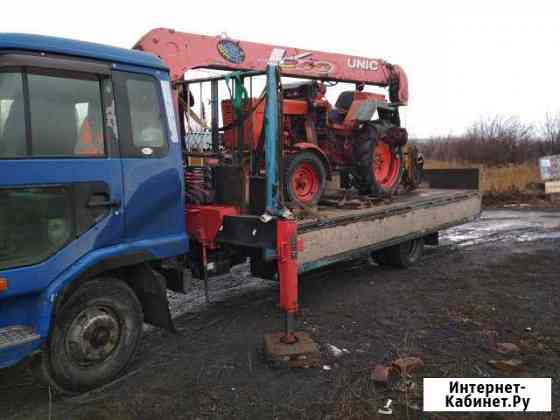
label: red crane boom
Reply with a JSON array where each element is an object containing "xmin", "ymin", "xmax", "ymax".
[{"xmin": 134, "ymin": 28, "xmax": 408, "ymax": 105}]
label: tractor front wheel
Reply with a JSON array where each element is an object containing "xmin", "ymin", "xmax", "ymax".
[{"xmin": 285, "ymin": 151, "xmax": 326, "ymax": 207}]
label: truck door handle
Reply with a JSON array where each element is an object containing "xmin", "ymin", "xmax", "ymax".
[{"xmin": 87, "ymin": 199, "xmax": 121, "ymax": 209}]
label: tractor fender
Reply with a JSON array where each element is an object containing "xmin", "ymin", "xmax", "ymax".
[{"xmin": 289, "ymin": 142, "xmax": 332, "ymax": 180}]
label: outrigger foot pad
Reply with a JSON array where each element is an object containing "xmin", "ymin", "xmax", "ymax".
[{"xmin": 263, "ymin": 332, "xmax": 320, "ymax": 368}]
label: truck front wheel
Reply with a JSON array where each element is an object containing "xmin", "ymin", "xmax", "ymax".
[
  {"xmin": 44, "ymin": 278, "xmax": 143, "ymax": 393},
  {"xmin": 371, "ymin": 238, "xmax": 424, "ymax": 268}
]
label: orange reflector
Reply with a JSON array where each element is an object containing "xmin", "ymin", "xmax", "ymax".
[{"xmin": 0, "ymin": 278, "xmax": 7, "ymax": 292}]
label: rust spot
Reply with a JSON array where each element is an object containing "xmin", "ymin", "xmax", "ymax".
[
  {"xmin": 392, "ymin": 357, "xmax": 424, "ymax": 376},
  {"xmin": 372, "ymin": 365, "xmax": 393, "ymax": 383},
  {"xmin": 263, "ymin": 332, "xmax": 320, "ymax": 368}
]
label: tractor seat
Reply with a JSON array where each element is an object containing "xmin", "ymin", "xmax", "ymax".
[
  {"xmin": 334, "ymin": 91, "xmax": 355, "ymax": 112},
  {"xmin": 329, "ymin": 91, "xmax": 355, "ymax": 124}
]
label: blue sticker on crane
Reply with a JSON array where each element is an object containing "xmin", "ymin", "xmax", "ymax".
[{"xmin": 217, "ymin": 39, "xmax": 246, "ymax": 64}]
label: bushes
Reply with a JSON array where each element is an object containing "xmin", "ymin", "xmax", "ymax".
[{"xmin": 419, "ymin": 114, "xmax": 560, "ymax": 166}]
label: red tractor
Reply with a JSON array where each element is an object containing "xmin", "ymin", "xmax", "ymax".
[
  {"xmin": 222, "ymin": 81, "xmax": 409, "ymax": 206},
  {"xmin": 136, "ymin": 29, "xmax": 420, "ymax": 207}
]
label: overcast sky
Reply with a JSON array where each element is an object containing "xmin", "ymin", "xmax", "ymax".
[{"xmin": 4, "ymin": 1, "xmax": 560, "ymax": 138}]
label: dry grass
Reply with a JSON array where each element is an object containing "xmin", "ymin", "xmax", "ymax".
[{"xmin": 425, "ymin": 159, "xmax": 540, "ymax": 193}]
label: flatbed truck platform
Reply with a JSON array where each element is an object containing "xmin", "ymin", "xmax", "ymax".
[
  {"xmin": 298, "ymin": 188, "xmax": 480, "ymax": 270},
  {"xmin": 0, "ymin": 32, "xmax": 481, "ymax": 393}
]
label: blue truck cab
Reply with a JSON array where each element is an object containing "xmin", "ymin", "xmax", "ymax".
[{"xmin": 0, "ymin": 34, "xmax": 188, "ymax": 392}]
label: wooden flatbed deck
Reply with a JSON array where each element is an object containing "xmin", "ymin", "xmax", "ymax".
[
  {"xmin": 298, "ymin": 189, "xmax": 479, "ymax": 230},
  {"xmin": 297, "ymin": 189, "xmax": 481, "ymax": 271}
]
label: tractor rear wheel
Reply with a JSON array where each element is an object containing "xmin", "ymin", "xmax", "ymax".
[
  {"xmin": 356, "ymin": 125, "xmax": 403, "ymax": 196},
  {"xmin": 285, "ymin": 151, "xmax": 326, "ymax": 207}
]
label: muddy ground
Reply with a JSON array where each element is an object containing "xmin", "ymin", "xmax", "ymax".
[{"xmin": 1, "ymin": 209, "xmax": 559, "ymax": 420}]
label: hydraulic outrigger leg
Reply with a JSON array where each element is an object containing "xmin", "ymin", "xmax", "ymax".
[
  {"xmin": 276, "ymin": 219, "xmax": 299, "ymax": 344},
  {"xmin": 262, "ymin": 63, "xmax": 320, "ymax": 367}
]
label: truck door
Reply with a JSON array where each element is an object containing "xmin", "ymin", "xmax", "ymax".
[
  {"xmin": 112, "ymin": 70, "xmax": 185, "ymax": 249},
  {"xmin": 0, "ymin": 54, "xmax": 124, "ymax": 303}
]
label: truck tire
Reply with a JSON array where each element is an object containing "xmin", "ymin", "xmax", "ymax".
[
  {"xmin": 285, "ymin": 151, "xmax": 327, "ymax": 207},
  {"xmin": 44, "ymin": 278, "xmax": 143, "ymax": 393},
  {"xmin": 371, "ymin": 238, "xmax": 424, "ymax": 268},
  {"xmin": 356, "ymin": 124, "xmax": 403, "ymax": 196}
]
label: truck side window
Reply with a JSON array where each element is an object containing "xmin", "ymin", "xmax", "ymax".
[
  {"xmin": 28, "ymin": 71, "xmax": 105, "ymax": 157},
  {"xmin": 0, "ymin": 72, "xmax": 26, "ymax": 158},
  {"xmin": 113, "ymin": 71, "xmax": 168, "ymax": 158},
  {"xmin": 0, "ymin": 187, "xmax": 73, "ymax": 270},
  {"xmin": 127, "ymin": 77, "xmax": 166, "ymax": 150}
]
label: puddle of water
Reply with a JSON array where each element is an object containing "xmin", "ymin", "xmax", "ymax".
[
  {"xmin": 442, "ymin": 210, "xmax": 560, "ymax": 247},
  {"xmin": 516, "ymin": 231, "xmax": 560, "ymax": 242}
]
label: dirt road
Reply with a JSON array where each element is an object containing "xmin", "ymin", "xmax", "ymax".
[{"xmin": 1, "ymin": 210, "xmax": 559, "ymax": 420}]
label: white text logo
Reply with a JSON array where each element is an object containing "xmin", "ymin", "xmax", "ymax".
[{"xmin": 347, "ymin": 57, "xmax": 379, "ymax": 71}]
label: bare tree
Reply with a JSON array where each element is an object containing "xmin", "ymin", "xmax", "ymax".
[{"xmin": 540, "ymin": 112, "xmax": 560, "ymax": 156}]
